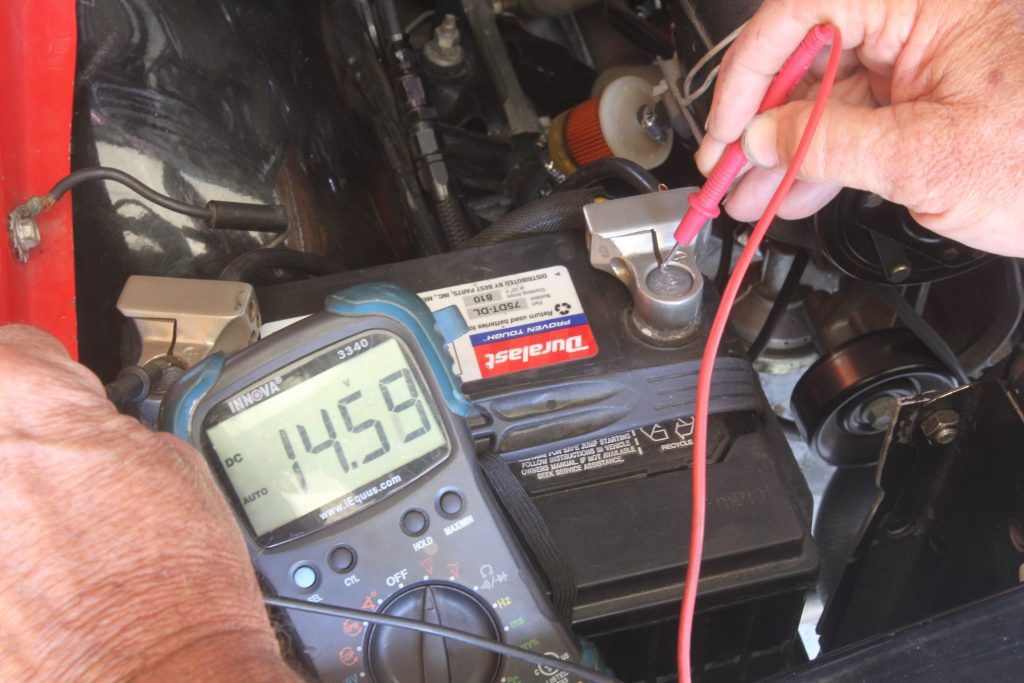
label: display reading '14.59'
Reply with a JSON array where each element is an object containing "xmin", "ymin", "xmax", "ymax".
[{"xmin": 205, "ymin": 335, "xmax": 448, "ymax": 537}]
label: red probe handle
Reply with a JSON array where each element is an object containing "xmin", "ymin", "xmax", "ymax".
[{"xmin": 672, "ymin": 24, "xmax": 834, "ymax": 246}]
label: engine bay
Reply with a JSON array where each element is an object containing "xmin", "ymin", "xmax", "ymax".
[{"xmin": 5, "ymin": 1, "xmax": 1024, "ymax": 681}]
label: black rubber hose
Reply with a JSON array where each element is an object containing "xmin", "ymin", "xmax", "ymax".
[
  {"xmin": 375, "ymin": 0, "xmax": 404, "ymax": 40},
  {"xmin": 714, "ymin": 216, "xmax": 737, "ymax": 291},
  {"xmin": 872, "ymin": 283, "xmax": 970, "ymax": 384},
  {"xmin": 436, "ymin": 196, "xmax": 474, "ymax": 249},
  {"xmin": 747, "ymin": 250, "xmax": 810, "ymax": 361},
  {"xmin": 604, "ymin": 1, "xmax": 675, "ymax": 59},
  {"xmin": 463, "ymin": 188, "xmax": 603, "ymax": 248},
  {"xmin": 513, "ymin": 164, "xmax": 553, "ymax": 207},
  {"xmin": 219, "ymin": 248, "xmax": 344, "ymax": 283},
  {"xmin": 48, "ymin": 167, "xmax": 212, "ymax": 219},
  {"xmin": 555, "ymin": 158, "xmax": 660, "ymax": 195},
  {"xmin": 105, "ymin": 359, "xmax": 168, "ymax": 411}
]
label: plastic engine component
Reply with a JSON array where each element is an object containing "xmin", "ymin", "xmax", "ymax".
[{"xmin": 551, "ymin": 75, "xmax": 672, "ymax": 174}]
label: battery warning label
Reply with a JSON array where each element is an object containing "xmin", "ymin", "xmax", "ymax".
[
  {"xmin": 417, "ymin": 266, "xmax": 597, "ymax": 381},
  {"xmin": 519, "ymin": 417, "xmax": 694, "ymax": 482},
  {"xmin": 513, "ymin": 415, "xmax": 722, "ymax": 494}
]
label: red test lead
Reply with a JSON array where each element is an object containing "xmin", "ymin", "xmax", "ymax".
[
  {"xmin": 677, "ymin": 24, "xmax": 842, "ymax": 683},
  {"xmin": 662, "ymin": 24, "xmax": 835, "ymax": 269}
]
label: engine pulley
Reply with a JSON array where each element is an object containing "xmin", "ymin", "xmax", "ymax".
[{"xmin": 792, "ymin": 329, "xmax": 960, "ymax": 467}]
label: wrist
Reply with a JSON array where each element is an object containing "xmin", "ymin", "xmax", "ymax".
[
  {"xmin": 130, "ymin": 623, "xmax": 299, "ymax": 683},
  {"xmin": 6, "ymin": 582, "xmax": 292, "ymax": 682},
  {"xmin": 82, "ymin": 554, "xmax": 290, "ymax": 681}
]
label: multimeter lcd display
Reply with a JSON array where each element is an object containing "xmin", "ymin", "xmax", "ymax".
[{"xmin": 204, "ymin": 333, "xmax": 449, "ymax": 539}]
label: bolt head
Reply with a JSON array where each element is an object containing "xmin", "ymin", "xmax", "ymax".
[
  {"xmin": 862, "ymin": 395, "xmax": 897, "ymax": 432},
  {"xmin": 636, "ymin": 104, "xmax": 668, "ymax": 143},
  {"xmin": 888, "ymin": 262, "xmax": 911, "ymax": 283},
  {"xmin": 921, "ymin": 409, "xmax": 960, "ymax": 445},
  {"xmin": 8, "ymin": 212, "xmax": 40, "ymax": 263}
]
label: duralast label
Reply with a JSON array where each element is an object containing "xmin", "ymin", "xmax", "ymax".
[{"xmin": 417, "ymin": 266, "xmax": 598, "ymax": 381}]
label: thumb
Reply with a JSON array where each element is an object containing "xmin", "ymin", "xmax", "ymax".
[
  {"xmin": 0, "ymin": 323, "xmax": 106, "ymax": 401},
  {"xmin": 740, "ymin": 99, "xmax": 928, "ymax": 206},
  {"xmin": 0, "ymin": 324, "xmax": 70, "ymax": 362}
]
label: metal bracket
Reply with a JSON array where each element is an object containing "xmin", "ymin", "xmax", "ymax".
[
  {"xmin": 584, "ymin": 187, "xmax": 704, "ymax": 343},
  {"xmin": 116, "ymin": 276, "xmax": 261, "ymax": 367}
]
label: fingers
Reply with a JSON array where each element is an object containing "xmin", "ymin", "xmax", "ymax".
[
  {"xmin": 703, "ymin": 0, "xmax": 871, "ymax": 147},
  {"xmin": 738, "ymin": 98, "xmax": 930, "ymax": 205},
  {"xmin": 724, "ymin": 168, "xmax": 841, "ymax": 221},
  {"xmin": 695, "ymin": 137, "xmax": 729, "ymax": 177},
  {"xmin": 699, "ymin": 67, "xmax": 876, "ymax": 176}
]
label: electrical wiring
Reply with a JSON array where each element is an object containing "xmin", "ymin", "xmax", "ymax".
[
  {"xmin": 673, "ymin": 22, "xmax": 747, "ymax": 142},
  {"xmin": 683, "ymin": 64, "xmax": 721, "ymax": 106},
  {"xmin": 712, "ymin": 216, "xmax": 739, "ymax": 290},
  {"xmin": 264, "ymin": 596, "xmax": 623, "ymax": 683},
  {"xmin": 681, "ymin": 21, "xmax": 748, "ymax": 106},
  {"xmin": 403, "ymin": 9, "xmax": 435, "ymax": 35},
  {"xmin": 747, "ymin": 250, "xmax": 811, "ymax": 361},
  {"xmin": 677, "ymin": 24, "xmax": 843, "ymax": 683},
  {"xmin": 48, "ymin": 167, "xmax": 213, "ymax": 219},
  {"xmin": 9, "ymin": 166, "xmax": 289, "ymax": 235}
]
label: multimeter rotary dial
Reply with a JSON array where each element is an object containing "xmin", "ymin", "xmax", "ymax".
[{"xmin": 366, "ymin": 583, "xmax": 501, "ymax": 683}]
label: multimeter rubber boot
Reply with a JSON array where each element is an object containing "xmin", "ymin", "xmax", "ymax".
[{"xmin": 161, "ymin": 283, "xmax": 581, "ymax": 682}]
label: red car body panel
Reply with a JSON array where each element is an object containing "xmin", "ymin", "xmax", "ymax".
[{"xmin": 0, "ymin": 1, "xmax": 78, "ymax": 356}]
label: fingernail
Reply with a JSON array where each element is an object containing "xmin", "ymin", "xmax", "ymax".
[
  {"xmin": 703, "ymin": 112, "xmax": 711, "ymax": 132},
  {"xmin": 695, "ymin": 138, "xmax": 726, "ymax": 176},
  {"xmin": 741, "ymin": 115, "xmax": 779, "ymax": 168}
]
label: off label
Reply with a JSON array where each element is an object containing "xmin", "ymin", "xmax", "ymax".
[{"xmin": 417, "ymin": 266, "xmax": 598, "ymax": 381}]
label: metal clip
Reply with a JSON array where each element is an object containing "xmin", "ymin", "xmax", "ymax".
[
  {"xmin": 116, "ymin": 276, "xmax": 261, "ymax": 367},
  {"xmin": 584, "ymin": 187, "xmax": 704, "ymax": 343}
]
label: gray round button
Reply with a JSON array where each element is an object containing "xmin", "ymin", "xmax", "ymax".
[
  {"xmin": 292, "ymin": 565, "xmax": 318, "ymax": 590},
  {"xmin": 400, "ymin": 508, "xmax": 429, "ymax": 537},
  {"xmin": 328, "ymin": 545, "xmax": 357, "ymax": 573},
  {"xmin": 437, "ymin": 489, "xmax": 465, "ymax": 518}
]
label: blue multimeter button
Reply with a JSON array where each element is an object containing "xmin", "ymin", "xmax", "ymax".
[{"xmin": 292, "ymin": 565, "xmax": 318, "ymax": 590}]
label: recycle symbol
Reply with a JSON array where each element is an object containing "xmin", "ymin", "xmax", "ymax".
[{"xmin": 554, "ymin": 302, "xmax": 571, "ymax": 315}]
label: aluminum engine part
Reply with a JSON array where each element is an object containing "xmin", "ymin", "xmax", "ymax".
[
  {"xmin": 584, "ymin": 188, "xmax": 704, "ymax": 343},
  {"xmin": 116, "ymin": 275, "xmax": 260, "ymax": 368}
]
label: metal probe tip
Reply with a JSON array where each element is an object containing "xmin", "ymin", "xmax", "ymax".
[{"xmin": 662, "ymin": 242, "xmax": 681, "ymax": 270}]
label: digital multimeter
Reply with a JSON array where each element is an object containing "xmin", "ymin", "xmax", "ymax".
[{"xmin": 160, "ymin": 283, "xmax": 581, "ymax": 683}]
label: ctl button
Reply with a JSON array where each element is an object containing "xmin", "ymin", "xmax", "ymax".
[
  {"xmin": 437, "ymin": 489, "xmax": 464, "ymax": 518},
  {"xmin": 400, "ymin": 508, "xmax": 430, "ymax": 537},
  {"xmin": 292, "ymin": 565, "xmax": 318, "ymax": 590},
  {"xmin": 328, "ymin": 545, "xmax": 357, "ymax": 573}
]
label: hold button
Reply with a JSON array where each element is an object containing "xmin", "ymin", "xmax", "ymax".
[{"xmin": 400, "ymin": 508, "xmax": 430, "ymax": 537}]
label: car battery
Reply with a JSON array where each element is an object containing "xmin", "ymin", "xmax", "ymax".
[{"xmin": 256, "ymin": 230, "xmax": 817, "ymax": 682}]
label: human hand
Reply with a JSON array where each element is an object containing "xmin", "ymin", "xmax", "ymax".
[
  {"xmin": 696, "ymin": 0, "xmax": 1024, "ymax": 257},
  {"xmin": 0, "ymin": 325, "xmax": 296, "ymax": 682}
]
